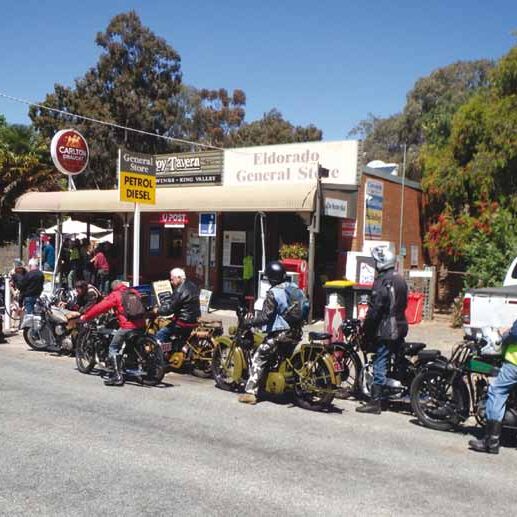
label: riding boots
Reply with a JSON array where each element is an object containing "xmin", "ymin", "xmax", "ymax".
[
  {"xmin": 468, "ymin": 420, "xmax": 502, "ymax": 454},
  {"xmin": 104, "ymin": 356, "xmax": 124, "ymax": 386},
  {"xmin": 356, "ymin": 384, "xmax": 382, "ymax": 415}
]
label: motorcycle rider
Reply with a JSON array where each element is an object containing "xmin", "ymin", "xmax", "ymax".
[
  {"xmin": 80, "ymin": 280, "xmax": 146, "ymax": 387},
  {"xmin": 19, "ymin": 258, "xmax": 45, "ymax": 315},
  {"xmin": 238, "ymin": 260, "xmax": 302, "ymax": 405},
  {"xmin": 356, "ymin": 246, "xmax": 408, "ymax": 415},
  {"xmin": 469, "ymin": 320, "xmax": 517, "ymax": 454},
  {"xmin": 154, "ymin": 268, "xmax": 201, "ymax": 346},
  {"xmin": 74, "ymin": 280, "xmax": 103, "ymax": 314}
]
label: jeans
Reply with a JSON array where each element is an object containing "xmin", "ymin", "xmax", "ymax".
[
  {"xmin": 156, "ymin": 321, "xmax": 193, "ymax": 344},
  {"xmin": 109, "ymin": 328, "xmax": 134, "ymax": 359},
  {"xmin": 372, "ymin": 342, "xmax": 392, "ymax": 387},
  {"xmin": 485, "ymin": 361, "xmax": 517, "ymax": 422},
  {"xmin": 23, "ymin": 296, "xmax": 38, "ymax": 315}
]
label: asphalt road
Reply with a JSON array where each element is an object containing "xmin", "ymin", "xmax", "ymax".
[{"xmin": 0, "ymin": 334, "xmax": 515, "ymax": 517}]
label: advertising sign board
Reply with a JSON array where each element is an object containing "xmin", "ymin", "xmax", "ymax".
[
  {"xmin": 155, "ymin": 150, "xmax": 223, "ymax": 186},
  {"xmin": 364, "ymin": 179, "xmax": 384, "ymax": 239},
  {"xmin": 224, "ymin": 140, "xmax": 359, "ymax": 186},
  {"xmin": 50, "ymin": 129, "xmax": 89, "ymax": 176},
  {"xmin": 119, "ymin": 150, "xmax": 156, "ymax": 205}
]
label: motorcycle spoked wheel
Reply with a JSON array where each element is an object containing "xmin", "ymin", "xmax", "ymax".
[
  {"xmin": 292, "ymin": 355, "xmax": 336, "ymax": 412},
  {"xmin": 190, "ymin": 338, "xmax": 215, "ymax": 379},
  {"xmin": 212, "ymin": 341, "xmax": 245, "ymax": 392},
  {"xmin": 75, "ymin": 332, "xmax": 97, "ymax": 374},
  {"xmin": 135, "ymin": 337, "xmax": 165, "ymax": 386},
  {"xmin": 410, "ymin": 369, "xmax": 470, "ymax": 431},
  {"xmin": 23, "ymin": 326, "xmax": 49, "ymax": 351}
]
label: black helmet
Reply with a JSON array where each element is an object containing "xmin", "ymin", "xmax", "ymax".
[{"xmin": 265, "ymin": 260, "xmax": 286, "ymax": 286}]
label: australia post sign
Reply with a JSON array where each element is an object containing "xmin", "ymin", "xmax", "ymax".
[
  {"xmin": 119, "ymin": 150, "xmax": 156, "ymax": 205},
  {"xmin": 223, "ymin": 140, "xmax": 359, "ymax": 187}
]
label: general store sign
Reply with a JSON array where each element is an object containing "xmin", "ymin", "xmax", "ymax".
[
  {"xmin": 224, "ymin": 140, "xmax": 359, "ymax": 186},
  {"xmin": 155, "ymin": 150, "xmax": 223, "ymax": 186},
  {"xmin": 119, "ymin": 150, "xmax": 156, "ymax": 205}
]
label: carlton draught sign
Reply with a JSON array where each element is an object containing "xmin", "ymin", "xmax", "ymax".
[{"xmin": 50, "ymin": 129, "xmax": 89, "ymax": 176}]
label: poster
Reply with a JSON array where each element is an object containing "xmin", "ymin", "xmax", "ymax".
[
  {"xmin": 152, "ymin": 280, "xmax": 173, "ymax": 307},
  {"xmin": 199, "ymin": 289, "xmax": 212, "ymax": 314},
  {"xmin": 364, "ymin": 179, "xmax": 384, "ymax": 239}
]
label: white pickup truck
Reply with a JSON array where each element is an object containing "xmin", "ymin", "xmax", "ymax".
[{"xmin": 463, "ymin": 257, "xmax": 517, "ymax": 336}]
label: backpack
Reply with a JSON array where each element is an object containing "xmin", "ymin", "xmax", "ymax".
[
  {"xmin": 282, "ymin": 283, "xmax": 310, "ymax": 326},
  {"xmin": 121, "ymin": 289, "xmax": 146, "ymax": 321}
]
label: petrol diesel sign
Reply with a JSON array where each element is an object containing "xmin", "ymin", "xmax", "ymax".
[{"xmin": 119, "ymin": 150, "xmax": 156, "ymax": 205}]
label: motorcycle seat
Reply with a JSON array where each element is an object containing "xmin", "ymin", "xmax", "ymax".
[
  {"xmin": 403, "ymin": 342, "xmax": 426, "ymax": 355},
  {"xmin": 417, "ymin": 349, "xmax": 442, "ymax": 361},
  {"xmin": 309, "ymin": 332, "xmax": 332, "ymax": 341}
]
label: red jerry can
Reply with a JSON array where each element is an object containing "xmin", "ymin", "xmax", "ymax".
[{"xmin": 405, "ymin": 292, "xmax": 424, "ymax": 324}]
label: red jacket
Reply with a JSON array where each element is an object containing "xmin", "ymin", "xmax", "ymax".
[{"xmin": 82, "ymin": 284, "xmax": 145, "ymax": 330}]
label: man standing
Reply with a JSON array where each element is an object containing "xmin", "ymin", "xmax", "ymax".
[
  {"xmin": 469, "ymin": 321, "xmax": 517, "ymax": 454},
  {"xmin": 155, "ymin": 268, "xmax": 200, "ymax": 345},
  {"xmin": 19, "ymin": 258, "xmax": 44, "ymax": 315},
  {"xmin": 80, "ymin": 280, "xmax": 145, "ymax": 387},
  {"xmin": 356, "ymin": 246, "xmax": 408, "ymax": 415},
  {"xmin": 42, "ymin": 238, "xmax": 55, "ymax": 271}
]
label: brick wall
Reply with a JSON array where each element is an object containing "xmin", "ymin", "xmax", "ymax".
[{"xmin": 352, "ymin": 171, "xmax": 425, "ymax": 269}]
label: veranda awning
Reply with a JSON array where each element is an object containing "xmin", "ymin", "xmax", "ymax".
[{"xmin": 14, "ymin": 183, "xmax": 317, "ymax": 214}]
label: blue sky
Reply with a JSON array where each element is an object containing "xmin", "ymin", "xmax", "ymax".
[{"xmin": 0, "ymin": 0, "xmax": 515, "ymax": 141}]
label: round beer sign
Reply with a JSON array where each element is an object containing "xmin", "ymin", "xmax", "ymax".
[{"xmin": 50, "ymin": 129, "xmax": 89, "ymax": 176}]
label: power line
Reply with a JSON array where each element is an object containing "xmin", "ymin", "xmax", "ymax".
[{"xmin": 0, "ymin": 91, "xmax": 225, "ymax": 152}]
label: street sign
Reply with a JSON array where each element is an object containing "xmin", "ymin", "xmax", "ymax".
[
  {"xmin": 119, "ymin": 150, "xmax": 156, "ymax": 205},
  {"xmin": 199, "ymin": 212, "xmax": 216, "ymax": 237}
]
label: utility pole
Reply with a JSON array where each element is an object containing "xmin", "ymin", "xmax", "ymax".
[{"xmin": 398, "ymin": 144, "xmax": 407, "ymax": 261}]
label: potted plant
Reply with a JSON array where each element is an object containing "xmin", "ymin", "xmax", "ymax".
[{"xmin": 279, "ymin": 242, "xmax": 308, "ymax": 260}]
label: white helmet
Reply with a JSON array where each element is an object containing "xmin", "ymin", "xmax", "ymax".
[{"xmin": 371, "ymin": 246, "xmax": 396, "ymax": 272}]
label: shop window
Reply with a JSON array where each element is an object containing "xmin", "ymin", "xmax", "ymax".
[
  {"xmin": 166, "ymin": 228, "xmax": 184, "ymax": 259},
  {"xmin": 149, "ymin": 226, "xmax": 162, "ymax": 256}
]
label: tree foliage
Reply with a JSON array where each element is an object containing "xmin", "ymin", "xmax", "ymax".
[
  {"xmin": 422, "ymin": 45, "xmax": 517, "ymax": 284},
  {"xmin": 0, "ymin": 117, "xmax": 60, "ymax": 243},
  {"xmin": 350, "ymin": 60, "xmax": 493, "ymax": 180},
  {"xmin": 230, "ymin": 109, "xmax": 322, "ymax": 147}
]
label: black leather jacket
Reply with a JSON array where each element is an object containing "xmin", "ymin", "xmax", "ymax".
[
  {"xmin": 363, "ymin": 268, "xmax": 408, "ymax": 346},
  {"xmin": 158, "ymin": 279, "xmax": 201, "ymax": 323}
]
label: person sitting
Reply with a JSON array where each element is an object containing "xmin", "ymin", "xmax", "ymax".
[
  {"xmin": 19, "ymin": 258, "xmax": 44, "ymax": 315},
  {"xmin": 155, "ymin": 268, "xmax": 201, "ymax": 346},
  {"xmin": 74, "ymin": 280, "xmax": 103, "ymax": 314},
  {"xmin": 80, "ymin": 280, "xmax": 145, "ymax": 386},
  {"xmin": 238, "ymin": 261, "xmax": 303, "ymax": 405}
]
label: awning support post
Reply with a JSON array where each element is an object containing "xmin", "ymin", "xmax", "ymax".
[
  {"xmin": 17, "ymin": 218, "xmax": 23, "ymax": 261},
  {"xmin": 132, "ymin": 204, "xmax": 140, "ymax": 287},
  {"xmin": 123, "ymin": 213, "xmax": 129, "ymax": 281}
]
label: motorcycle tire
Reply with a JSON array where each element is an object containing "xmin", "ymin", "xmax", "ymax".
[
  {"xmin": 212, "ymin": 341, "xmax": 245, "ymax": 392},
  {"xmin": 23, "ymin": 327, "xmax": 48, "ymax": 351},
  {"xmin": 410, "ymin": 369, "xmax": 470, "ymax": 431},
  {"xmin": 191, "ymin": 338, "xmax": 215, "ymax": 379},
  {"xmin": 293, "ymin": 355, "xmax": 335, "ymax": 412},
  {"xmin": 335, "ymin": 349, "xmax": 362, "ymax": 400},
  {"xmin": 139, "ymin": 338, "xmax": 165, "ymax": 386},
  {"xmin": 75, "ymin": 334, "xmax": 96, "ymax": 374}
]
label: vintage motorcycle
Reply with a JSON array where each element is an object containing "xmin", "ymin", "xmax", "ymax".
[
  {"xmin": 211, "ymin": 306, "xmax": 340, "ymax": 411},
  {"xmin": 22, "ymin": 295, "xmax": 81, "ymax": 354},
  {"xmin": 149, "ymin": 315, "xmax": 223, "ymax": 378},
  {"xmin": 357, "ymin": 333, "xmax": 437, "ymax": 403},
  {"xmin": 410, "ymin": 333, "xmax": 517, "ymax": 432},
  {"xmin": 75, "ymin": 317, "xmax": 165, "ymax": 386}
]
